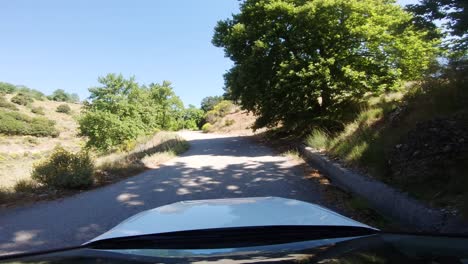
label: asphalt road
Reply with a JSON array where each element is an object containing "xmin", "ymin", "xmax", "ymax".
[{"xmin": 0, "ymin": 131, "xmax": 325, "ymax": 255}]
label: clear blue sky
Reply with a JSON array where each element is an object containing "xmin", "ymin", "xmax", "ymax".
[{"xmin": 0, "ymin": 0, "xmax": 419, "ymax": 107}]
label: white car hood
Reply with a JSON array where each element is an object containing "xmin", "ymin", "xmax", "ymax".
[{"xmin": 88, "ymin": 197, "xmax": 375, "ymax": 243}]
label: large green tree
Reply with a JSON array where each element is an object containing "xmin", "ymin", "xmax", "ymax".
[{"xmin": 213, "ymin": 0, "xmax": 439, "ymax": 132}]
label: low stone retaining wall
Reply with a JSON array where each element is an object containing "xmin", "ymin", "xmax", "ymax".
[{"xmin": 298, "ymin": 144, "xmax": 451, "ymax": 232}]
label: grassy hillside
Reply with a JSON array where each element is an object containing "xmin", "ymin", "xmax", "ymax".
[
  {"xmin": 200, "ymin": 100, "xmax": 267, "ymax": 136},
  {"xmin": 0, "ymin": 92, "xmax": 190, "ymax": 207},
  {"xmin": 0, "ymin": 94, "xmax": 83, "ymax": 188},
  {"xmin": 306, "ymin": 75, "xmax": 468, "ymax": 216}
]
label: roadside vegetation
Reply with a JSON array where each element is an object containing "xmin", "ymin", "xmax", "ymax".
[
  {"xmin": 211, "ymin": 0, "xmax": 467, "ymax": 218},
  {"xmin": 306, "ymin": 69, "xmax": 468, "ymax": 215},
  {"xmin": 79, "ymin": 74, "xmax": 203, "ymax": 151},
  {"xmin": 200, "ymin": 99, "xmax": 238, "ymax": 133},
  {"xmin": 0, "ymin": 76, "xmax": 200, "ymax": 207}
]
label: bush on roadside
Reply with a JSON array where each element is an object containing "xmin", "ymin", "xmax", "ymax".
[
  {"xmin": 0, "ymin": 96, "xmax": 18, "ymax": 110},
  {"xmin": 32, "ymin": 147, "xmax": 95, "ymax": 189},
  {"xmin": 31, "ymin": 106, "xmax": 45, "ymax": 115},
  {"xmin": 14, "ymin": 179, "xmax": 40, "ymax": 193},
  {"xmin": 56, "ymin": 104, "xmax": 71, "ymax": 114},
  {"xmin": 0, "ymin": 110, "xmax": 59, "ymax": 137},
  {"xmin": 204, "ymin": 100, "xmax": 236, "ymax": 124},
  {"xmin": 202, "ymin": 123, "xmax": 213, "ymax": 133},
  {"xmin": 11, "ymin": 93, "xmax": 34, "ymax": 106},
  {"xmin": 225, "ymin": 119, "xmax": 235, "ymax": 127}
]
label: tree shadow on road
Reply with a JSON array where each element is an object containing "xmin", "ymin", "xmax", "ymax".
[{"xmin": 0, "ymin": 134, "xmax": 354, "ymax": 256}]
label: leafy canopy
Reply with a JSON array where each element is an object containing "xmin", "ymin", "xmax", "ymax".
[
  {"xmin": 213, "ymin": 0, "xmax": 439, "ymax": 132},
  {"xmin": 48, "ymin": 89, "xmax": 80, "ymax": 103},
  {"xmin": 79, "ymin": 74, "xmax": 199, "ymax": 151},
  {"xmin": 200, "ymin": 96, "xmax": 224, "ymax": 112},
  {"xmin": 407, "ymin": 0, "xmax": 467, "ymax": 52}
]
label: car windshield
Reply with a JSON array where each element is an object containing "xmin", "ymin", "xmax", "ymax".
[{"xmin": 0, "ymin": 0, "xmax": 466, "ymax": 262}]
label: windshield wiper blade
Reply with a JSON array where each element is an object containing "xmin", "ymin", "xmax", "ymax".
[{"xmin": 86, "ymin": 225, "xmax": 378, "ymax": 250}]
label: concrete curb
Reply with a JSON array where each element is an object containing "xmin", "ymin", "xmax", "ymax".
[{"xmin": 298, "ymin": 144, "xmax": 447, "ymax": 231}]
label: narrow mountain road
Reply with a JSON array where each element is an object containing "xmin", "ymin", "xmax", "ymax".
[{"xmin": 0, "ymin": 131, "xmax": 327, "ymax": 255}]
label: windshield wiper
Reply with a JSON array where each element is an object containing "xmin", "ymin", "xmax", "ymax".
[{"xmin": 85, "ymin": 225, "xmax": 378, "ymax": 250}]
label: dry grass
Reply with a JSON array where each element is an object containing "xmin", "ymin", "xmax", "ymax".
[
  {"xmin": 281, "ymin": 150, "xmax": 303, "ymax": 163},
  {"xmin": 306, "ymin": 90, "xmax": 405, "ymax": 175},
  {"xmin": 207, "ymin": 109, "xmax": 267, "ymax": 136},
  {"xmin": 94, "ymin": 132, "xmax": 189, "ymax": 185},
  {"xmin": 0, "ymin": 96, "xmax": 84, "ymax": 189},
  {"xmin": 0, "ymin": 132, "xmax": 189, "ymax": 207}
]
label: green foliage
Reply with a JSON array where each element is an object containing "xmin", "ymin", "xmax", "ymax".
[
  {"xmin": 205, "ymin": 100, "xmax": 235, "ymax": 124},
  {"xmin": 213, "ymin": 100, "xmax": 235, "ymax": 116},
  {"xmin": 407, "ymin": 0, "xmax": 467, "ymax": 52},
  {"xmin": 56, "ymin": 103, "xmax": 71, "ymax": 114},
  {"xmin": 213, "ymin": 0, "xmax": 440, "ymax": 132},
  {"xmin": 202, "ymin": 123, "xmax": 213, "ymax": 133},
  {"xmin": 11, "ymin": 93, "xmax": 34, "ymax": 106},
  {"xmin": 306, "ymin": 129, "xmax": 330, "ymax": 150},
  {"xmin": 48, "ymin": 89, "xmax": 80, "ymax": 103},
  {"xmin": 0, "ymin": 109, "xmax": 59, "ymax": 137},
  {"xmin": 32, "ymin": 147, "xmax": 94, "ymax": 189},
  {"xmin": 0, "ymin": 82, "xmax": 17, "ymax": 94},
  {"xmin": 0, "ymin": 96, "xmax": 18, "ymax": 111},
  {"xmin": 79, "ymin": 74, "xmax": 187, "ymax": 151},
  {"xmin": 0, "ymin": 83, "xmax": 45, "ymax": 100},
  {"xmin": 306, "ymin": 94, "xmax": 401, "ymax": 174},
  {"xmin": 181, "ymin": 105, "xmax": 204, "ymax": 130},
  {"xmin": 31, "ymin": 106, "xmax": 45, "ymax": 115},
  {"xmin": 200, "ymin": 95, "xmax": 223, "ymax": 112},
  {"xmin": 305, "ymin": 66, "xmax": 468, "ymax": 213},
  {"xmin": 80, "ymin": 110, "xmax": 146, "ymax": 151},
  {"xmin": 16, "ymin": 86, "xmax": 45, "ymax": 100}
]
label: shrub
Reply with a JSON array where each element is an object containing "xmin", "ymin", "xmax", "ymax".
[
  {"xmin": 56, "ymin": 104, "xmax": 71, "ymax": 114},
  {"xmin": 48, "ymin": 89, "xmax": 79, "ymax": 103},
  {"xmin": 306, "ymin": 129, "xmax": 330, "ymax": 150},
  {"xmin": 79, "ymin": 110, "xmax": 146, "ymax": 151},
  {"xmin": 11, "ymin": 93, "xmax": 34, "ymax": 106},
  {"xmin": 32, "ymin": 147, "xmax": 94, "ymax": 189},
  {"xmin": 204, "ymin": 110, "xmax": 219, "ymax": 124},
  {"xmin": 202, "ymin": 123, "xmax": 213, "ymax": 133},
  {"xmin": 225, "ymin": 119, "xmax": 235, "ymax": 126},
  {"xmin": 31, "ymin": 106, "xmax": 45, "ymax": 115},
  {"xmin": 0, "ymin": 96, "xmax": 18, "ymax": 110},
  {"xmin": 0, "ymin": 109, "xmax": 59, "ymax": 137},
  {"xmin": 16, "ymin": 86, "xmax": 45, "ymax": 100},
  {"xmin": 213, "ymin": 100, "xmax": 235, "ymax": 116},
  {"xmin": 0, "ymin": 82, "xmax": 17, "ymax": 94},
  {"xmin": 204, "ymin": 100, "xmax": 236, "ymax": 124},
  {"xmin": 14, "ymin": 179, "xmax": 40, "ymax": 193}
]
